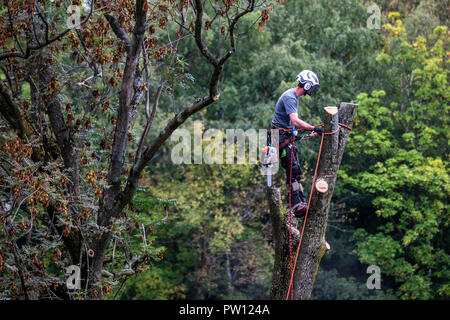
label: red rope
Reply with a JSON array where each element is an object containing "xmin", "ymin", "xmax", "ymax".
[
  {"xmin": 285, "ymin": 123, "xmax": 351, "ymax": 300},
  {"xmin": 288, "ymin": 135, "xmax": 296, "ymax": 300}
]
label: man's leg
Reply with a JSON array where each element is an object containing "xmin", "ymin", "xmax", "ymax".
[
  {"xmin": 289, "ymin": 145, "xmax": 307, "ymax": 215},
  {"xmin": 280, "ymin": 136, "xmax": 307, "ymax": 217}
]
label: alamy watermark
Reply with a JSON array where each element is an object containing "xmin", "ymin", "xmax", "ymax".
[
  {"xmin": 66, "ymin": 265, "xmax": 81, "ymax": 290},
  {"xmin": 366, "ymin": 265, "xmax": 381, "ymax": 289},
  {"xmin": 366, "ymin": 3, "xmax": 381, "ymax": 30},
  {"xmin": 170, "ymin": 121, "xmax": 280, "ymax": 176},
  {"xmin": 66, "ymin": 5, "xmax": 82, "ymax": 30}
]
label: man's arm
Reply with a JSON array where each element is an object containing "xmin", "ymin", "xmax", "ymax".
[{"xmin": 289, "ymin": 113, "xmax": 315, "ymax": 131}]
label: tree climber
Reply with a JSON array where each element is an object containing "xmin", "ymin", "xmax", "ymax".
[{"xmin": 270, "ymin": 70, "xmax": 324, "ymax": 218}]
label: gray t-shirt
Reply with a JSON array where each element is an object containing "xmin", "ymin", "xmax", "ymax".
[{"xmin": 272, "ymin": 88, "xmax": 299, "ymax": 129}]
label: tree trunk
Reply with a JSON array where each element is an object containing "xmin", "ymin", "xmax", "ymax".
[{"xmin": 269, "ymin": 102, "xmax": 358, "ymax": 300}]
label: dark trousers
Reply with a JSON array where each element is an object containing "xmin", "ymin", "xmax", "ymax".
[{"xmin": 279, "ymin": 133, "xmax": 306, "ymax": 207}]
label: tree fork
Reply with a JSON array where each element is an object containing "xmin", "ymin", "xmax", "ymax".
[{"xmin": 268, "ymin": 102, "xmax": 358, "ymax": 300}]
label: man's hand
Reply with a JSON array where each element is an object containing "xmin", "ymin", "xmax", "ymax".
[{"xmin": 313, "ymin": 126, "xmax": 325, "ymax": 135}]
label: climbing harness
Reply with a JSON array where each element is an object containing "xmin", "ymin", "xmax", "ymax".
[
  {"xmin": 285, "ymin": 123, "xmax": 352, "ymax": 300},
  {"xmin": 261, "ymin": 127, "xmax": 312, "ymax": 187}
]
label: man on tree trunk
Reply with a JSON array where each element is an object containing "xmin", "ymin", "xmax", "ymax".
[
  {"xmin": 270, "ymin": 70, "xmax": 324, "ymax": 217},
  {"xmin": 268, "ymin": 102, "xmax": 358, "ymax": 300}
]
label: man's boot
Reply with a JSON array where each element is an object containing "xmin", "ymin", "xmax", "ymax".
[
  {"xmin": 288, "ymin": 181, "xmax": 308, "ymax": 218},
  {"xmin": 291, "ymin": 202, "xmax": 308, "ymax": 218}
]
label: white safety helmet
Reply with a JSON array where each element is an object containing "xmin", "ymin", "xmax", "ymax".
[{"xmin": 295, "ymin": 70, "xmax": 319, "ymax": 96}]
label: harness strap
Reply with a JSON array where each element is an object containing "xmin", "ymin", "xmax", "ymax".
[{"xmin": 279, "ymin": 138, "xmax": 291, "ymax": 153}]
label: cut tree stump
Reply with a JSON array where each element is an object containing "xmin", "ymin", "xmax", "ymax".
[{"xmin": 268, "ymin": 102, "xmax": 357, "ymax": 300}]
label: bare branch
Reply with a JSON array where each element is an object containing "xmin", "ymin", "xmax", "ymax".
[
  {"xmin": 135, "ymin": 2, "xmax": 189, "ymax": 161},
  {"xmin": 35, "ymin": 3, "xmax": 50, "ymax": 43},
  {"xmin": 104, "ymin": 14, "xmax": 131, "ymax": 46},
  {"xmin": 0, "ymin": 81, "xmax": 34, "ymax": 141},
  {"xmin": 115, "ymin": 94, "xmax": 215, "ymax": 215},
  {"xmin": 6, "ymin": 2, "xmax": 25, "ymax": 55},
  {"xmin": 193, "ymin": 0, "xmax": 219, "ymax": 66},
  {"xmin": 219, "ymin": 0, "xmax": 256, "ymax": 65}
]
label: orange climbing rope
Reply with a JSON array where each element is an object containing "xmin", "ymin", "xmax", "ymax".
[
  {"xmin": 286, "ymin": 123, "xmax": 351, "ymax": 300},
  {"xmin": 288, "ymin": 134, "xmax": 296, "ymax": 300}
]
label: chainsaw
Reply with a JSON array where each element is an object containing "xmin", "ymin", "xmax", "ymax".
[{"xmin": 260, "ymin": 145, "xmax": 278, "ymax": 187}]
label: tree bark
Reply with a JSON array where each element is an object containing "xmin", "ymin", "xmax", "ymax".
[{"xmin": 269, "ymin": 102, "xmax": 358, "ymax": 300}]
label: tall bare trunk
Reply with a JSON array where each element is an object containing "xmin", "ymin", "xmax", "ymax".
[{"xmin": 269, "ymin": 102, "xmax": 358, "ymax": 300}]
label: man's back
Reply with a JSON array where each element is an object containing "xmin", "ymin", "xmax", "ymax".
[{"xmin": 272, "ymin": 88, "xmax": 299, "ymax": 129}]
